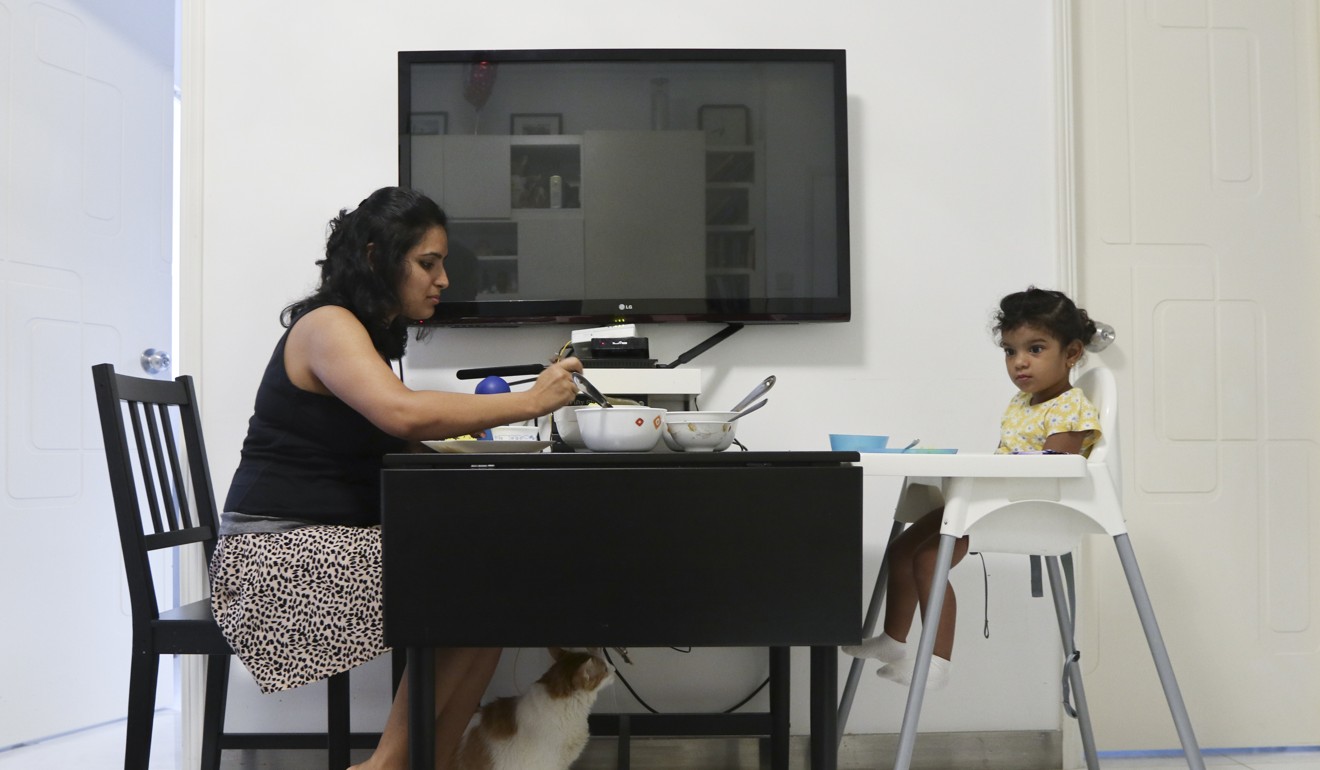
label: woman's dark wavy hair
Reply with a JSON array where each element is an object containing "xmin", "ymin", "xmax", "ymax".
[
  {"xmin": 993, "ymin": 286, "xmax": 1097, "ymax": 350},
  {"xmin": 282, "ymin": 186, "xmax": 447, "ymax": 360}
]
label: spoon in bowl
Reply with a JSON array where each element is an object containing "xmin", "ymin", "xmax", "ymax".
[
  {"xmin": 727, "ymin": 398, "xmax": 768, "ymax": 422},
  {"xmin": 571, "ymin": 372, "xmax": 612, "ymax": 408},
  {"xmin": 730, "ymin": 375, "xmax": 776, "ymax": 412}
]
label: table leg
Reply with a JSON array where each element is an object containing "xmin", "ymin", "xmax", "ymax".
[
  {"xmin": 407, "ymin": 646, "xmax": 435, "ymax": 770},
  {"xmin": 770, "ymin": 646, "xmax": 790, "ymax": 770},
  {"xmin": 617, "ymin": 713, "xmax": 631, "ymax": 770},
  {"xmin": 810, "ymin": 646, "xmax": 839, "ymax": 770}
]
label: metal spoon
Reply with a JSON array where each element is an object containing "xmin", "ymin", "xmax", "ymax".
[
  {"xmin": 571, "ymin": 371, "xmax": 612, "ymax": 408},
  {"xmin": 730, "ymin": 375, "xmax": 776, "ymax": 412},
  {"xmin": 727, "ymin": 398, "xmax": 767, "ymax": 422}
]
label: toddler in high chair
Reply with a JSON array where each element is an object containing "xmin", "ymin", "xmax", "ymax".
[{"xmin": 842, "ymin": 287, "xmax": 1103, "ymax": 690}]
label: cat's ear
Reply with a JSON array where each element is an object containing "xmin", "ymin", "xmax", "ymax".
[
  {"xmin": 548, "ymin": 646, "xmax": 565, "ymax": 661},
  {"xmin": 586, "ymin": 646, "xmax": 604, "ymax": 659},
  {"xmin": 575, "ymin": 655, "xmax": 613, "ymax": 691}
]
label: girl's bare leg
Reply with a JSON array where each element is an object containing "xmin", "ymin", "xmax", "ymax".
[
  {"xmin": 873, "ymin": 517, "xmax": 969, "ymax": 689},
  {"xmin": 912, "ymin": 535, "xmax": 970, "ymax": 660},
  {"xmin": 880, "ymin": 508, "xmax": 945, "ymax": 643}
]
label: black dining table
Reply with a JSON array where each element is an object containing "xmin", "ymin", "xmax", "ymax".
[{"xmin": 380, "ymin": 449, "xmax": 862, "ymax": 770}]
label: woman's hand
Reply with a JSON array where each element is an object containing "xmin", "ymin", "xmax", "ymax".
[{"xmin": 526, "ymin": 357, "xmax": 584, "ymax": 415}]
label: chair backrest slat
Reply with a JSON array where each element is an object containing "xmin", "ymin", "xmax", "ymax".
[
  {"xmin": 144, "ymin": 402, "xmax": 182, "ymax": 532},
  {"xmin": 92, "ymin": 363, "xmax": 221, "ymax": 628},
  {"xmin": 128, "ymin": 401, "xmax": 168, "ymax": 535},
  {"xmin": 159, "ymin": 403, "xmax": 195, "ymax": 530}
]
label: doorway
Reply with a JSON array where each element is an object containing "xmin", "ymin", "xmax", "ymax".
[
  {"xmin": 0, "ymin": 0, "xmax": 177, "ymax": 749},
  {"xmin": 1072, "ymin": 0, "xmax": 1320, "ymax": 750}
]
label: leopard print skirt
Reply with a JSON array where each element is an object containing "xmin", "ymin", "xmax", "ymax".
[{"xmin": 209, "ymin": 525, "xmax": 390, "ymax": 693}]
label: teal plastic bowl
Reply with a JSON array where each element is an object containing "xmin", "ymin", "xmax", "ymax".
[{"xmin": 828, "ymin": 434, "xmax": 889, "ymax": 452}]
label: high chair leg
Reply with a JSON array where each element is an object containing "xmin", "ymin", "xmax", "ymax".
[
  {"xmin": 1045, "ymin": 556, "xmax": 1100, "ymax": 770},
  {"xmin": 893, "ymin": 533, "xmax": 957, "ymax": 770},
  {"xmin": 837, "ymin": 519, "xmax": 906, "ymax": 746},
  {"xmin": 1113, "ymin": 535, "xmax": 1206, "ymax": 770}
]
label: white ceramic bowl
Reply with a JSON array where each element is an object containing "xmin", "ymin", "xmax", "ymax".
[
  {"xmin": 576, "ymin": 406, "xmax": 667, "ymax": 452},
  {"xmin": 665, "ymin": 419, "xmax": 735, "ymax": 452},
  {"xmin": 664, "ymin": 412, "xmax": 739, "ymax": 451},
  {"xmin": 553, "ymin": 405, "xmax": 591, "ymax": 449}
]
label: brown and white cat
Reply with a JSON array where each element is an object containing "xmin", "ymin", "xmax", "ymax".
[{"xmin": 454, "ymin": 647, "xmax": 614, "ymax": 770}]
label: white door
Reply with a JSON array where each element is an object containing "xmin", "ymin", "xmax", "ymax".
[
  {"xmin": 0, "ymin": 0, "xmax": 175, "ymax": 746},
  {"xmin": 1074, "ymin": 0, "xmax": 1320, "ymax": 750}
]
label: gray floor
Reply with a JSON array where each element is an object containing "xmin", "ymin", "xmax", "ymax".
[{"xmin": 1, "ymin": 711, "xmax": 1318, "ymax": 770}]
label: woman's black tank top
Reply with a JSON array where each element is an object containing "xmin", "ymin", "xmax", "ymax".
[{"xmin": 222, "ymin": 321, "xmax": 407, "ymax": 527}]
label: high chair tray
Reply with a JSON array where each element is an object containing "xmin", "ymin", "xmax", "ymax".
[{"xmin": 858, "ymin": 451, "xmax": 1087, "ymax": 479}]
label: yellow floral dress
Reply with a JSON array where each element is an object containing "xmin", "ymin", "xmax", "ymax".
[{"xmin": 995, "ymin": 387, "xmax": 1101, "ymax": 456}]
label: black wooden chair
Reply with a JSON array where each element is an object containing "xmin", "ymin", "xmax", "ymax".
[{"xmin": 92, "ymin": 363, "xmax": 392, "ymax": 769}]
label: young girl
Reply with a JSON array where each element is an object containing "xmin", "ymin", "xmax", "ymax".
[{"xmin": 842, "ymin": 287, "xmax": 1103, "ymax": 689}]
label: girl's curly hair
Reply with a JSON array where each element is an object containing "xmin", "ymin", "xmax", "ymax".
[
  {"xmin": 993, "ymin": 286, "xmax": 1097, "ymax": 349},
  {"xmin": 282, "ymin": 187, "xmax": 448, "ymax": 359}
]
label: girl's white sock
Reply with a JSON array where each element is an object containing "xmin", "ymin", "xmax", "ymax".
[
  {"xmin": 841, "ymin": 632, "xmax": 907, "ymax": 663},
  {"xmin": 876, "ymin": 654, "xmax": 951, "ymax": 690}
]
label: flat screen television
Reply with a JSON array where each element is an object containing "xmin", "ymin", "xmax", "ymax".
[{"xmin": 398, "ymin": 48, "xmax": 849, "ymax": 327}]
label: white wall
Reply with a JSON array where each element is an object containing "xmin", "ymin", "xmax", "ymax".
[{"xmin": 193, "ymin": 0, "xmax": 1066, "ymax": 736}]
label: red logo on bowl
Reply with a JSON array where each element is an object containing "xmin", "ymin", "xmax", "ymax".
[
  {"xmin": 634, "ymin": 418, "xmax": 644, "ymax": 427},
  {"xmin": 653, "ymin": 415, "xmax": 663, "ymax": 428}
]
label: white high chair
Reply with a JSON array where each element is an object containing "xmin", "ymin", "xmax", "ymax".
[{"xmin": 838, "ymin": 367, "xmax": 1204, "ymax": 770}]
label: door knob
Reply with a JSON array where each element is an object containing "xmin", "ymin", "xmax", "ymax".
[
  {"xmin": 140, "ymin": 348, "xmax": 171, "ymax": 374},
  {"xmin": 1086, "ymin": 322, "xmax": 1116, "ymax": 353}
]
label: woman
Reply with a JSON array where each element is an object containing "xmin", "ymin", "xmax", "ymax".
[{"xmin": 209, "ymin": 186, "xmax": 582, "ymax": 769}]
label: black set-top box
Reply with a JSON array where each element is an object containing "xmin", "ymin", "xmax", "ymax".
[
  {"xmin": 580, "ymin": 336, "xmax": 656, "ymax": 368},
  {"xmin": 589, "ymin": 336, "xmax": 649, "ymax": 358}
]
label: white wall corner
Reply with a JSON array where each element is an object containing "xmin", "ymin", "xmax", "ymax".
[
  {"xmin": 178, "ymin": 0, "xmax": 208, "ymax": 765},
  {"xmin": 1055, "ymin": 0, "xmax": 1079, "ymax": 300},
  {"xmin": 1056, "ymin": 4, "xmax": 1086, "ymax": 768}
]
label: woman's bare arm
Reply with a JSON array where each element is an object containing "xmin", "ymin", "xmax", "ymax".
[{"xmin": 284, "ymin": 305, "xmax": 581, "ymax": 440}]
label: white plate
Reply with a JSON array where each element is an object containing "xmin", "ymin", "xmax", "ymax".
[{"xmin": 422, "ymin": 440, "xmax": 551, "ymax": 454}]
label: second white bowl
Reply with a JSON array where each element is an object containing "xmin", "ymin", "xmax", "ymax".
[
  {"xmin": 664, "ymin": 411, "xmax": 739, "ymax": 451},
  {"xmin": 665, "ymin": 419, "xmax": 734, "ymax": 452}
]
